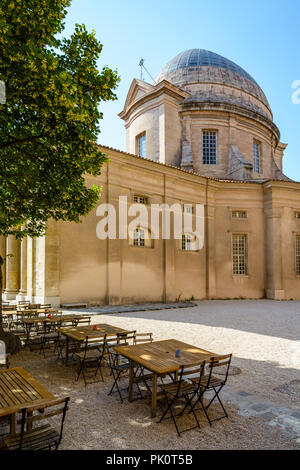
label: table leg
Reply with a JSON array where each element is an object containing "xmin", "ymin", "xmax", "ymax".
[
  {"xmin": 10, "ymin": 414, "xmax": 15, "ymax": 435},
  {"xmin": 151, "ymin": 374, "xmax": 157, "ymax": 418},
  {"xmin": 128, "ymin": 360, "xmax": 134, "ymax": 402}
]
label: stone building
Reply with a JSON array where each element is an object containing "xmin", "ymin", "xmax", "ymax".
[{"xmin": 2, "ymin": 49, "xmax": 300, "ymax": 305}]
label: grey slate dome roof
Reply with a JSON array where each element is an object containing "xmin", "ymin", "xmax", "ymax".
[{"xmin": 155, "ymin": 49, "xmax": 271, "ymax": 114}]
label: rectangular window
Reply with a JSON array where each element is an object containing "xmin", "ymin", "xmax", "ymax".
[
  {"xmin": 295, "ymin": 212, "xmax": 300, "ymax": 219},
  {"xmin": 133, "ymin": 195, "xmax": 147, "ymax": 204},
  {"xmin": 137, "ymin": 133, "xmax": 146, "ymax": 158},
  {"xmin": 232, "ymin": 210, "xmax": 247, "ymax": 219},
  {"xmin": 253, "ymin": 141, "xmax": 260, "ymax": 173},
  {"xmin": 296, "ymin": 235, "xmax": 300, "ymax": 276},
  {"xmin": 203, "ymin": 131, "xmax": 217, "ymax": 165},
  {"xmin": 232, "ymin": 234, "xmax": 248, "ymax": 275}
]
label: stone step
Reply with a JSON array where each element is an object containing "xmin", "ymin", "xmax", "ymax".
[{"xmin": 60, "ymin": 302, "xmax": 88, "ymax": 309}]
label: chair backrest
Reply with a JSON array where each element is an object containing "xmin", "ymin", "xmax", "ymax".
[
  {"xmin": 134, "ymin": 333, "xmax": 153, "ymax": 344},
  {"xmin": 60, "ymin": 319, "xmax": 75, "ymax": 328},
  {"xmin": 82, "ymin": 335, "xmax": 107, "ymax": 359},
  {"xmin": 73, "ymin": 316, "xmax": 91, "ymax": 327},
  {"xmin": 207, "ymin": 354, "xmax": 232, "ymax": 385},
  {"xmin": 2, "ymin": 305, "xmax": 16, "ymax": 312},
  {"xmin": 176, "ymin": 361, "xmax": 206, "ymax": 395},
  {"xmin": 25, "ymin": 304, "xmax": 41, "ymax": 310},
  {"xmin": 39, "ymin": 304, "xmax": 52, "ymax": 309},
  {"xmin": 18, "ymin": 300, "xmax": 30, "ymax": 306},
  {"xmin": 117, "ymin": 331, "xmax": 136, "ymax": 346},
  {"xmin": 17, "ymin": 397, "xmax": 70, "ymax": 450}
]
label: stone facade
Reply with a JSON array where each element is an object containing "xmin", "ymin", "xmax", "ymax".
[
  {"xmin": 2, "ymin": 49, "xmax": 299, "ymax": 306},
  {"xmin": 2, "ymin": 146, "xmax": 300, "ymax": 306}
]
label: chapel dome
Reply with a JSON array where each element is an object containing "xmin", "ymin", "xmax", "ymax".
[{"xmin": 155, "ymin": 49, "xmax": 271, "ymax": 118}]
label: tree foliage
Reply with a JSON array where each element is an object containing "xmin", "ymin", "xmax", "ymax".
[{"xmin": 0, "ymin": 0, "xmax": 119, "ymax": 239}]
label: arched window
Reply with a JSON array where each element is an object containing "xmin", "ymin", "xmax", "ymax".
[
  {"xmin": 133, "ymin": 227, "xmax": 145, "ymax": 247},
  {"xmin": 182, "ymin": 234, "xmax": 192, "ymax": 251},
  {"xmin": 129, "ymin": 227, "xmax": 153, "ymax": 248}
]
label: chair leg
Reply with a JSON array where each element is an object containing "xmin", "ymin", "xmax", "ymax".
[
  {"xmin": 76, "ymin": 359, "xmax": 84, "ymax": 382},
  {"xmin": 159, "ymin": 392, "xmax": 177, "ymax": 424},
  {"xmin": 167, "ymin": 400, "xmax": 181, "ymax": 438},
  {"xmin": 206, "ymin": 385, "xmax": 228, "ymax": 419},
  {"xmin": 108, "ymin": 369, "xmax": 124, "ymax": 403}
]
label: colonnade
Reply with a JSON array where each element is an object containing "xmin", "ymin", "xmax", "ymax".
[{"xmin": 0, "ymin": 225, "xmax": 60, "ymax": 306}]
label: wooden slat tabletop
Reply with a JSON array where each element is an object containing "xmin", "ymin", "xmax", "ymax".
[
  {"xmin": 22, "ymin": 315, "xmax": 89, "ymax": 325},
  {"xmin": 57, "ymin": 323, "xmax": 128, "ymax": 341},
  {"xmin": 114, "ymin": 339, "xmax": 217, "ymax": 375},
  {"xmin": 4, "ymin": 309, "xmax": 58, "ymax": 317},
  {"xmin": 0, "ymin": 367, "xmax": 54, "ymax": 418}
]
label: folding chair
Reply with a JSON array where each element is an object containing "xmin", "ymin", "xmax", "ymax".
[
  {"xmin": 107, "ymin": 333, "xmax": 142, "ymax": 403},
  {"xmin": 189, "ymin": 354, "xmax": 232, "ymax": 425},
  {"xmin": 39, "ymin": 320, "xmax": 62, "ymax": 358},
  {"xmin": 132, "ymin": 332, "xmax": 154, "ymax": 396},
  {"xmin": 3, "ymin": 397, "xmax": 70, "ymax": 451},
  {"xmin": 159, "ymin": 361, "xmax": 206, "ymax": 437},
  {"xmin": 75, "ymin": 335, "xmax": 107, "ymax": 386}
]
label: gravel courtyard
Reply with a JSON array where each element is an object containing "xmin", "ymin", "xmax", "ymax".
[{"xmin": 5, "ymin": 300, "xmax": 300, "ymax": 450}]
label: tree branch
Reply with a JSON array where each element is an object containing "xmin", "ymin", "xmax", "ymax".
[{"xmin": 0, "ymin": 134, "xmax": 44, "ymax": 149}]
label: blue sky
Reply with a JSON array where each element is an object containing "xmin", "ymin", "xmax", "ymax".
[{"xmin": 63, "ymin": 0, "xmax": 300, "ymax": 180}]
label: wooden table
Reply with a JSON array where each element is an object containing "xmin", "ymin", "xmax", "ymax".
[
  {"xmin": 114, "ymin": 339, "xmax": 217, "ymax": 418},
  {"xmin": 0, "ymin": 367, "xmax": 54, "ymax": 434},
  {"xmin": 58, "ymin": 324, "xmax": 129, "ymax": 366}
]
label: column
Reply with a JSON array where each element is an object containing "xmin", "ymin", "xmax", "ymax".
[
  {"xmin": 16, "ymin": 237, "xmax": 27, "ymax": 300},
  {"xmin": 3, "ymin": 235, "xmax": 20, "ymax": 300},
  {"xmin": 263, "ymin": 185, "xmax": 285, "ymax": 300},
  {"xmin": 0, "ymin": 236, "xmax": 6, "ymax": 292}
]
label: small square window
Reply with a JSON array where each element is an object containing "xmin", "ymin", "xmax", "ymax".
[
  {"xmin": 133, "ymin": 195, "xmax": 147, "ymax": 204},
  {"xmin": 184, "ymin": 204, "xmax": 193, "ymax": 214},
  {"xmin": 232, "ymin": 210, "xmax": 247, "ymax": 219}
]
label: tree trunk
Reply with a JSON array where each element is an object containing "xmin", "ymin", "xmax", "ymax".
[{"xmin": 0, "ymin": 253, "xmax": 21, "ymax": 355}]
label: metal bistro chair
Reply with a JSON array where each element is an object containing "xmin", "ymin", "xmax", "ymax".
[
  {"xmin": 189, "ymin": 354, "xmax": 232, "ymax": 425},
  {"xmin": 54, "ymin": 320, "xmax": 79, "ymax": 364},
  {"xmin": 39, "ymin": 320, "xmax": 63, "ymax": 358},
  {"xmin": 3, "ymin": 397, "xmax": 70, "ymax": 451},
  {"xmin": 132, "ymin": 332, "xmax": 154, "ymax": 396},
  {"xmin": 75, "ymin": 335, "xmax": 107, "ymax": 386},
  {"xmin": 159, "ymin": 361, "xmax": 206, "ymax": 437},
  {"xmin": 107, "ymin": 332, "xmax": 143, "ymax": 403}
]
